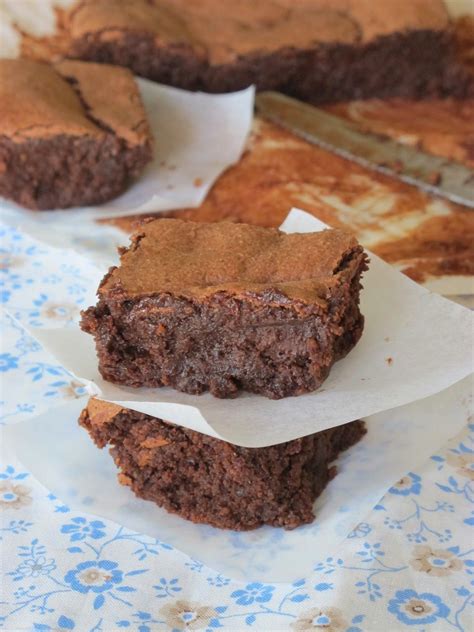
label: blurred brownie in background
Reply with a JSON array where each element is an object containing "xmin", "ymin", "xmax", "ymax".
[
  {"xmin": 5, "ymin": 1, "xmax": 472, "ymax": 103},
  {"xmin": 66, "ymin": 0, "xmax": 472, "ymax": 101},
  {"xmin": 0, "ymin": 59, "xmax": 152, "ymax": 210}
]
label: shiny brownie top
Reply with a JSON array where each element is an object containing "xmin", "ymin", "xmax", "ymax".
[{"xmin": 99, "ymin": 218, "xmax": 366, "ymax": 303}]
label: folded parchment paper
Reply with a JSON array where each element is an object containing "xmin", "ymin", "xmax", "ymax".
[
  {"xmin": 3, "ymin": 376, "xmax": 471, "ymax": 582},
  {"xmin": 29, "ymin": 210, "xmax": 473, "ymax": 447},
  {"xmin": 1, "ymin": 80, "xmax": 254, "ymax": 225}
]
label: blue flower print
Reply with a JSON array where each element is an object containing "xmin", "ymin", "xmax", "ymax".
[
  {"xmin": 348, "ymin": 522, "xmax": 372, "ymax": 538},
  {"xmin": 389, "ymin": 473, "xmax": 421, "ymax": 496},
  {"xmin": 0, "ymin": 289, "xmax": 11, "ymax": 303},
  {"xmin": 16, "ymin": 556, "xmax": 56, "ymax": 578},
  {"xmin": 33, "ymin": 615, "xmax": 75, "ymax": 630},
  {"xmin": 61, "ymin": 517, "xmax": 106, "ymax": 542},
  {"xmin": 0, "ymin": 353, "xmax": 19, "ymax": 372},
  {"xmin": 292, "ymin": 606, "xmax": 348, "ymax": 631},
  {"xmin": 64, "ymin": 560, "xmax": 123, "ymax": 594},
  {"xmin": 230, "ymin": 582, "xmax": 275, "ymax": 606},
  {"xmin": 388, "ymin": 589, "xmax": 449, "ymax": 625}
]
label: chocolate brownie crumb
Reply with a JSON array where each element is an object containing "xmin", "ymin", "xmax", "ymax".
[{"xmin": 80, "ymin": 398, "xmax": 367, "ymax": 530}]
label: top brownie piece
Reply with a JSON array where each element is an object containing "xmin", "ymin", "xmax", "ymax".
[
  {"xmin": 0, "ymin": 59, "xmax": 152, "ymax": 209},
  {"xmin": 81, "ymin": 219, "xmax": 368, "ymax": 399},
  {"xmin": 101, "ymin": 218, "xmax": 361, "ymax": 301},
  {"xmin": 65, "ymin": 0, "xmax": 472, "ymax": 101}
]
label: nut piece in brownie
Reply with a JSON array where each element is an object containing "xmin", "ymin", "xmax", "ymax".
[
  {"xmin": 67, "ymin": 0, "xmax": 473, "ymax": 101},
  {"xmin": 80, "ymin": 398, "xmax": 366, "ymax": 530},
  {"xmin": 0, "ymin": 59, "xmax": 153, "ymax": 210},
  {"xmin": 81, "ymin": 219, "xmax": 368, "ymax": 399}
]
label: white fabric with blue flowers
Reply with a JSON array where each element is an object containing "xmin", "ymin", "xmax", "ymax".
[{"xmin": 1, "ymin": 222, "xmax": 473, "ymax": 632}]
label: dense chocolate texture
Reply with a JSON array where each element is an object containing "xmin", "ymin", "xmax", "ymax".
[
  {"xmin": 81, "ymin": 219, "xmax": 367, "ymax": 399},
  {"xmin": 68, "ymin": 0, "xmax": 473, "ymax": 102},
  {"xmin": 0, "ymin": 59, "xmax": 152, "ymax": 210},
  {"xmin": 80, "ymin": 398, "xmax": 366, "ymax": 530}
]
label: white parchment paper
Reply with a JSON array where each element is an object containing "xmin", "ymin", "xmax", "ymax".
[
  {"xmin": 29, "ymin": 210, "xmax": 473, "ymax": 447},
  {"xmin": 0, "ymin": 80, "xmax": 254, "ymax": 225},
  {"xmin": 3, "ymin": 376, "xmax": 472, "ymax": 582}
]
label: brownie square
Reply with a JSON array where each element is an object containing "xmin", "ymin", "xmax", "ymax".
[
  {"xmin": 0, "ymin": 59, "xmax": 153, "ymax": 210},
  {"xmin": 81, "ymin": 219, "xmax": 368, "ymax": 399},
  {"xmin": 80, "ymin": 398, "xmax": 366, "ymax": 530},
  {"xmin": 67, "ymin": 0, "xmax": 473, "ymax": 101}
]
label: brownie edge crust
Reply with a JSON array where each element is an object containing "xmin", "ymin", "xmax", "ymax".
[
  {"xmin": 81, "ymin": 219, "xmax": 368, "ymax": 399},
  {"xmin": 79, "ymin": 398, "xmax": 366, "ymax": 530}
]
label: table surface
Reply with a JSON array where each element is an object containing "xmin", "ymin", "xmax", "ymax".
[{"xmin": 1, "ymin": 222, "xmax": 473, "ymax": 632}]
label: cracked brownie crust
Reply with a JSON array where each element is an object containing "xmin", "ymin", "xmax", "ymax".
[
  {"xmin": 81, "ymin": 219, "xmax": 368, "ymax": 399},
  {"xmin": 80, "ymin": 398, "xmax": 367, "ymax": 530},
  {"xmin": 67, "ymin": 0, "xmax": 473, "ymax": 101},
  {"xmin": 0, "ymin": 59, "xmax": 152, "ymax": 210}
]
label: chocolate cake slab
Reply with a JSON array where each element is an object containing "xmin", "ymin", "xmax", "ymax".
[
  {"xmin": 80, "ymin": 398, "xmax": 366, "ymax": 530},
  {"xmin": 67, "ymin": 0, "xmax": 473, "ymax": 102},
  {"xmin": 81, "ymin": 219, "xmax": 368, "ymax": 399},
  {"xmin": 0, "ymin": 59, "xmax": 152, "ymax": 210}
]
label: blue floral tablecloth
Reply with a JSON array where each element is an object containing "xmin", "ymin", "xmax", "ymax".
[{"xmin": 1, "ymin": 223, "xmax": 473, "ymax": 632}]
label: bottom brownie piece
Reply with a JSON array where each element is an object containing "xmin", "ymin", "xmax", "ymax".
[{"xmin": 79, "ymin": 399, "xmax": 366, "ymax": 530}]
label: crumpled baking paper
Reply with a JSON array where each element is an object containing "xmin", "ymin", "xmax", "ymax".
[
  {"xmin": 1, "ymin": 79, "xmax": 254, "ymax": 226},
  {"xmin": 3, "ymin": 376, "xmax": 472, "ymax": 582},
  {"xmin": 28, "ymin": 209, "xmax": 473, "ymax": 448}
]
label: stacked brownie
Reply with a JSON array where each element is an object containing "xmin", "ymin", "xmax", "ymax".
[
  {"xmin": 80, "ymin": 218, "xmax": 368, "ymax": 529},
  {"xmin": 81, "ymin": 219, "xmax": 367, "ymax": 399},
  {"xmin": 0, "ymin": 59, "xmax": 152, "ymax": 209},
  {"xmin": 66, "ymin": 0, "xmax": 472, "ymax": 101},
  {"xmin": 80, "ymin": 398, "xmax": 366, "ymax": 530}
]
